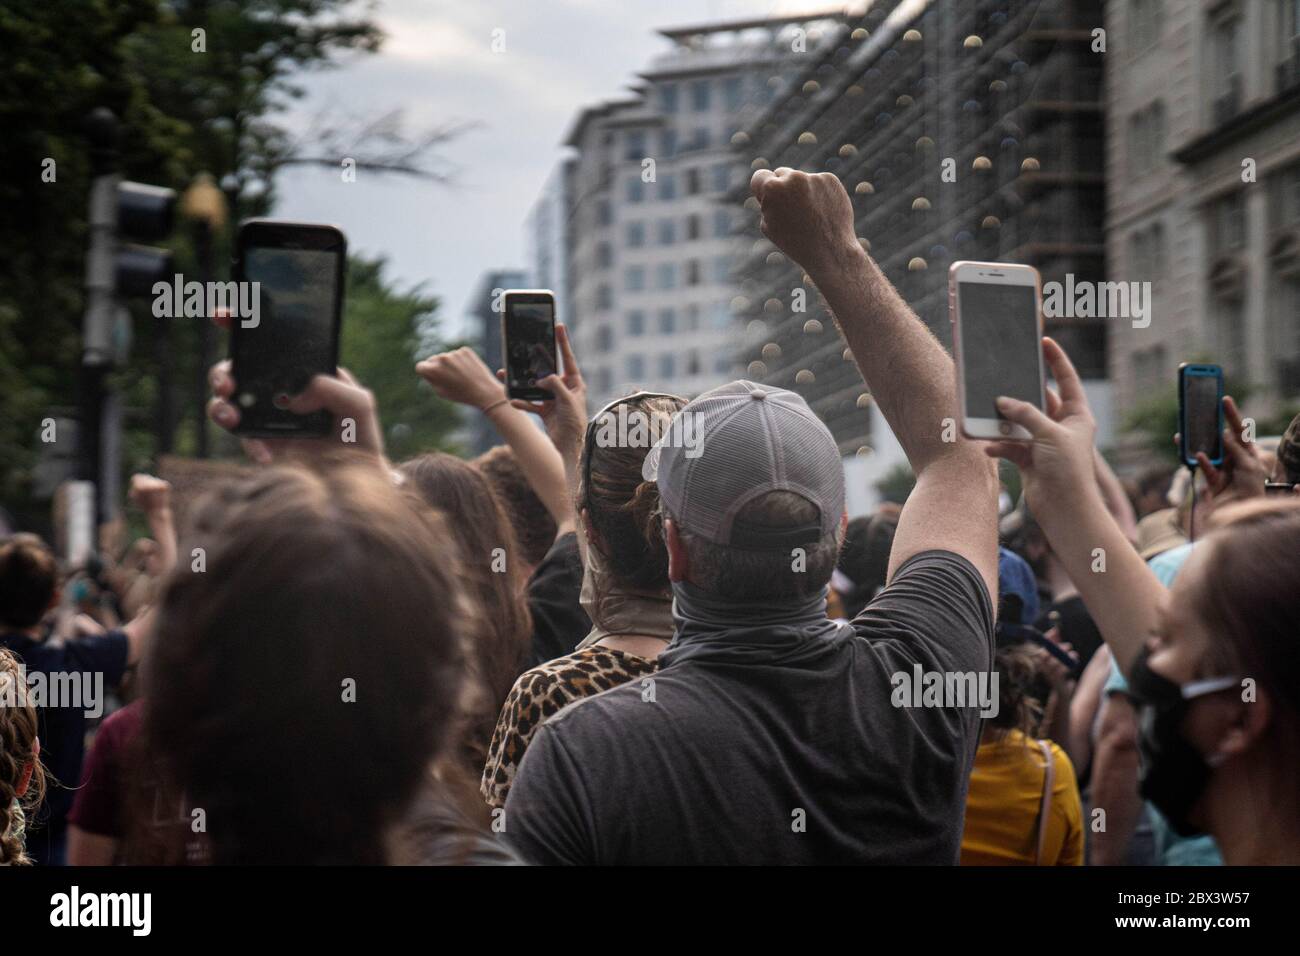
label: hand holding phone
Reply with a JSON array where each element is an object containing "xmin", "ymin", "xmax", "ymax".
[
  {"xmin": 1178, "ymin": 363, "xmax": 1224, "ymax": 468},
  {"xmin": 502, "ymin": 290, "xmax": 557, "ymax": 400},
  {"xmin": 950, "ymin": 261, "xmax": 1047, "ymax": 441},
  {"xmin": 229, "ymin": 220, "xmax": 346, "ymax": 437}
]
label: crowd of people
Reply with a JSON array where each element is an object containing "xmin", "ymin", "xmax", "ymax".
[{"xmin": 2, "ymin": 169, "xmax": 1298, "ymax": 866}]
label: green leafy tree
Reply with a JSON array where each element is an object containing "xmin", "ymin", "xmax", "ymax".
[{"xmin": 339, "ymin": 256, "xmax": 462, "ymax": 462}]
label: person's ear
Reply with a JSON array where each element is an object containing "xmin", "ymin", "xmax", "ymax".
[
  {"xmin": 665, "ymin": 518, "xmax": 690, "ymax": 584},
  {"xmin": 580, "ymin": 507, "xmax": 603, "ymax": 553},
  {"xmin": 1210, "ymin": 689, "xmax": 1270, "ymax": 764}
]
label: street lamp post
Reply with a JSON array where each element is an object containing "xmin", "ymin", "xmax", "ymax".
[{"xmin": 180, "ymin": 172, "xmax": 228, "ymax": 458}]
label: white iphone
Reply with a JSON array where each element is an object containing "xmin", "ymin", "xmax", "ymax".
[{"xmin": 949, "ymin": 261, "xmax": 1046, "ymax": 441}]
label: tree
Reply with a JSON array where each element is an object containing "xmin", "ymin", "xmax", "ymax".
[{"xmin": 339, "ymin": 256, "xmax": 462, "ymax": 462}]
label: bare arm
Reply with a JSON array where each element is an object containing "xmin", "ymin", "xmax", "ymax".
[
  {"xmin": 1088, "ymin": 693, "xmax": 1144, "ymax": 865},
  {"xmin": 67, "ymin": 826, "xmax": 119, "ymax": 866},
  {"xmin": 749, "ymin": 168, "xmax": 998, "ymax": 599},
  {"xmin": 985, "ymin": 339, "xmax": 1166, "ymax": 676},
  {"xmin": 129, "ymin": 474, "xmax": 177, "ymax": 575},
  {"xmin": 1093, "ymin": 450, "xmax": 1138, "ymax": 543},
  {"xmin": 416, "ymin": 346, "xmax": 574, "ymax": 535}
]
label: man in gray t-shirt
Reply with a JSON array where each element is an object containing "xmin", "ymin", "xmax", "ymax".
[{"xmin": 505, "ymin": 170, "xmax": 1001, "ymax": 865}]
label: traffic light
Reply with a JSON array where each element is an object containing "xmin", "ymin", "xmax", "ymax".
[
  {"xmin": 78, "ymin": 108, "xmax": 177, "ymax": 537},
  {"xmin": 115, "ymin": 181, "xmax": 175, "ymax": 295}
]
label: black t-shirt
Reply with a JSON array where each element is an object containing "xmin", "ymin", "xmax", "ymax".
[
  {"xmin": 0, "ymin": 628, "xmax": 129, "ymax": 859},
  {"xmin": 1035, "ymin": 595, "xmax": 1103, "ymax": 668},
  {"xmin": 504, "ymin": 550, "xmax": 994, "ymax": 865},
  {"xmin": 526, "ymin": 531, "xmax": 590, "ymax": 667}
]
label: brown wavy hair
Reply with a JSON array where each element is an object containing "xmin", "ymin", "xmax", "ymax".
[
  {"xmin": 400, "ymin": 453, "xmax": 532, "ymax": 773},
  {"xmin": 0, "ymin": 647, "xmax": 45, "ymax": 865},
  {"xmin": 143, "ymin": 462, "xmax": 470, "ymax": 865},
  {"xmin": 577, "ymin": 394, "xmax": 686, "ymax": 626}
]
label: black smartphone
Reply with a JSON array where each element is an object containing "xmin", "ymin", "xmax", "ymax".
[
  {"xmin": 1178, "ymin": 363, "xmax": 1224, "ymax": 468},
  {"xmin": 229, "ymin": 220, "xmax": 346, "ymax": 437},
  {"xmin": 502, "ymin": 289, "xmax": 557, "ymax": 400}
]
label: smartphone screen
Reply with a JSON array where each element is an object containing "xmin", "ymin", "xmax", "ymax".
[
  {"xmin": 1181, "ymin": 367, "xmax": 1224, "ymax": 466},
  {"xmin": 958, "ymin": 281, "xmax": 1043, "ymax": 421},
  {"xmin": 504, "ymin": 292, "xmax": 556, "ymax": 400},
  {"xmin": 231, "ymin": 223, "xmax": 345, "ymax": 436}
]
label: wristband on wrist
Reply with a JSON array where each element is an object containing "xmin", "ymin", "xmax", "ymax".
[{"xmin": 481, "ymin": 397, "xmax": 510, "ymax": 415}]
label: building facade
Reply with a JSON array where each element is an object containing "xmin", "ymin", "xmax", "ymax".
[
  {"xmin": 1106, "ymin": 0, "xmax": 1300, "ymax": 437},
  {"xmin": 558, "ymin": 12, "xmax": 847, "ymax": 410},
  {"xmin": 732, "ymin": 0, "xmax": 1109, "ymax": 487}
]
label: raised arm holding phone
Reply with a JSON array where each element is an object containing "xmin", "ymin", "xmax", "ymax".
[{"xmin": 749, "ymin": 167, "xmax": 999, "ymax": 600}]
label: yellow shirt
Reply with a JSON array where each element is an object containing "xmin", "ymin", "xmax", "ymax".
[{"xmin": 960, "ymin": 729, "xmax": 1084, "ymax": 866}]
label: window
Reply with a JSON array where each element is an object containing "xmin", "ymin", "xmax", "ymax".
[
  {"xmin": 658, "ymin": 354, "xmax": 676, "ymax": 378},
  {"xmin": 685, "ymin": 304, "xmax": 700, "ymax": 330},
  {"xmin": 659, "ymin": 174, "xmax": 677, "ymax": 200},
  {"xmin": 713, "ymin": 208, "xmax": 732, "ymax": 237},
  {"xmin": 714, "ymin": 354, "xmax": 733, "ymax": 374},
  {"xmin": 686, "ymin": 168, "xmax": 702, "ymax": 195},
  {"xmin": 597, "ymin": 200, "xmax": 612, "ymax": 227},
  {"xmin": 689, "ymin": 127, "xmax": 710, "ymax": 151},
  {"xmin": 710, "ymin": 301, "xmax": 731, "ymax": 330},
  {"xmin": 712, "ymin": 163, "xmax": 731, "ymax": 193},
  {"xmin": 691, "ymin": 79, "xmax": 711, "ymax": 112},
  {"xmin": 596, "ymin": 242, "xmax": 613, "ymax": 269},
  {"xmin": 1211, "ymin": 192, "xmax": 1248, "ymax": 254},
  {"xmin": 624, "ymin": 129, "xmax": 647, "ymax": 162},
  {"xmin": 687, "ymin": 351, "xmax": 701, "ymax": 375},
  {"xmin": 1131, "ymin": 0, "xmax": 1163, "ymax": 52},
  {"xmin": 656, "ymin": 263, "xmax": 677, "ymax": 290},
  {"xmin": 657, "ymin": 218, "xmax": 676, "ymax": 245},
  {"xmin": 1210, "ymin": 11, "xmax": 1243, "ymax": 115},
  {"xmin": 661, "ymin": 128, "xmax": 678, "ymax": 158},
  {"xmin": 625, "ymin": 221, "xmax": 646, "ymax": 248},
  {"xmin": 686, "ymin": 260, "xmax": 701, "ymax": 286},
  {"xmin": 686, "ymin": 214, "xmax": 701, "ymax": 240},
  {"xmin": 595, "ymin": 325, "xmax": 614, "ymax": 353},
  {"xmin": 1127, "ymin": 101, "xmax": 1166, "ymax": 178},
  {"xmin": 625, "ymin": 354, "xmax": 645, "ymax": 379},
  {"xmin": 596, "ymin": 284, "xmax": 612, "ymax": 309},
  {"xmin": 723, "ymin": 76, "xmax": 744, "ymax": 111},
  {"xmin": 659, "ymin": 83, "xmax": 678, "ymax": 114},
  {"xmin": 658, "ymin": 308, "xmax": 676, "ymax": 334},
  {"xmin": 712, "ymin": 256, "xmax": 731, "ymax": 284},
  {"xmin": 626, "ymin": 178, "xmax": 644, "ymax": 203},
  {"xmin": 627, "ymin": 310, "xmax": 645, "ymax": 336},
  {"xmin": 624, "ymin": 266, "xmax": 646, "ymax": 292}
]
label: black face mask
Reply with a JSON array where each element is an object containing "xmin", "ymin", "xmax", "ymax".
[{"xmin": 1127, "ymin": 647, "xmax": 1238, "ymax": 838}]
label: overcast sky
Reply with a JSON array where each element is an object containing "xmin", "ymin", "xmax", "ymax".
[{"xmin": 271, "ymin": 0, "xmax": 824, "ymax": 339}]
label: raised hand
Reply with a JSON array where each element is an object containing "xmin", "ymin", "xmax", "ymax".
[
  {"xmin": 416, "ymin": 346, "xmax": 506, "ymax": 411},
  {"xmin": 982, "ymin": 337, "xmax": 1097, "ymax": 511},
  {"xmin": 749, "ymin": 167, "xmax": 860, "ymax": 277}
]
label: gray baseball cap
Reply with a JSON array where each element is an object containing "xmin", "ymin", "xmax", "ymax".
[{"xmin": 642, "ymin": 380, "xmax": 845, "ymax": 550}]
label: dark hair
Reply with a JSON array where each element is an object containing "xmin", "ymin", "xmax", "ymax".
[
  {"xmin": 1194, "ymin": 499, "xmax": 1300, "ymax": 766},
  {"xmin": 144, "ymin": 464, "xmax": 469, "ymax": 865},
  {"xmin": 472, "ymin": 445, "xmax": 557, "ymax": 567},
  {"xmin": 988, "ymin": 644, "xmax": 1044, "ymax": 734},
  {"xmin": 578, "ymin": 394, "xmax": 684, "ymax": 622},
  {"xmin": 401, "ymin": 453, "xmax": 532, "ymax": 771},
  {"xmin": 836, "ymin": 505, "xmax": 900, "ymax": 617},
  {"xmin": 0, "ymin": 533, "xmax": 57, "ymax": 629},
  {"xmin": 675, "ymin": 491, "xmax": 840, "ymax": 601}
]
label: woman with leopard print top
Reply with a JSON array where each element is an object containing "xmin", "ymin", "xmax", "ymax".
[{"xmin": 481, "ymin": 389, "xmax": 685, "ymax": 808}]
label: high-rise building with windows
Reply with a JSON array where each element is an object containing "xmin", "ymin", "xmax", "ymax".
[
  {"xmin": 557, "ymin": 11, "xmax": 848, "ymax": 410},
  {"xmin": 730, "ymin": 0, "xmax": 1109, "ymax": 502},
  {"xmin": 1107, "ymin": 0, "xmax": 1300, "ymax": 437}
]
